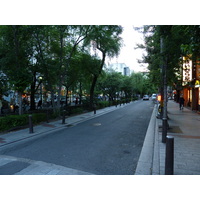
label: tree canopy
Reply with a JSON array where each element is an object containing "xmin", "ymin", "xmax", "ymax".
[
  {"xmin": 139, "ymin": 25, "xmax": 200, "ymax": 90},
  {"xmin": 0, "ymin": 25, "xmax": 124, "ymax": 114}
]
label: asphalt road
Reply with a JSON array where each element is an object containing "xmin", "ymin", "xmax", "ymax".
[{"xmin": 1, "ymin": 100, "xmax": 154, "ymax": 175}]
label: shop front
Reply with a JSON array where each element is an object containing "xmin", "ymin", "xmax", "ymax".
[
  {"xmin": 195, "ymin": 80, "xmax": 200, "ymax": 111},
  {"xmin": 195, "ymin": 59, "xmax": 200, "ymax": 111}
]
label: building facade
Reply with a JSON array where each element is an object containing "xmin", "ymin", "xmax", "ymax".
[
  {"xmin": 181, "ymin": 57, "xmax": 200, "ymax": 112},
  {"xmin": 107, "ymin": 63, "xmax": 131, "ymax": 76}
]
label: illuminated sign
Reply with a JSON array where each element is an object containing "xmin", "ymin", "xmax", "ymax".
[
  {"xmin": 196, "ymin": 62, "xmax": 200, "ymax": 80},
  {"xmin": 199, "ymin": 88, "xmax": 200, "ymax": 105},
  {"xmin": 183, "ymin": 57, "xmax": 192, "ymax": 82},
  {"xmin": 157, "ymin": 94, "xmax": 161, "ymax": 102},
  {"xmin": 195, "ymin": 80, "xmax": 200, "ymax": 88}
]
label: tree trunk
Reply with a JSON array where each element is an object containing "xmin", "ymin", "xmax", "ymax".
[
  {"xmin": 18, "ymin": 91, "xmax": 23, "ymax": 115},
  {"xmin": 56, "ymin": 83, "xmax": 62, "ymax": 113},
  {"xmin": 50, "ymin": 90, "xmax": 56, "ymax": 113},
  {"xmin": 89, "ymin": 52, "xmax": 106, "ymax": 108},
  {"xmin": 30, "ymin": 84, "xmax": 36, "ymax": 110},
  {"xmin": 30, "ymin": 79, "xmax": 36, "ymax": 110},
  {"xmin": 79, "ymin": 82, "xmax": 82, "ymax": 104},
  {"xmin": 90, "ymin": 75, "xmax": 98, "ymax": 108},
  {"xmin": 65, "ymin": 87, "xmax": 69, "ymax": 107}
]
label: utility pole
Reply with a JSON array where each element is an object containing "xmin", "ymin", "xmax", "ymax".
[
  {"xmin": 161, "ymin": 37, "xmax": 168, "ymax": 143},
  {"xmin": 160, "ymin": 38, "xmax": 164, "ymax": 119}
]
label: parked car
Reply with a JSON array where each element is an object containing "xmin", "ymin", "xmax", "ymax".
[
  {"xmin": 151, "ymin": 94, "xmax": 157, "ymax": 101},
  {"xmin": 143, "ymin": 95, "xmax": 149, "ymax": 100}
]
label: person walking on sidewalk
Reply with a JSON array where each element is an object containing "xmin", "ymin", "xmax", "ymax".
[{"xmin": 179, "ymin": 95, "xmax": 185, "ymax": 110}]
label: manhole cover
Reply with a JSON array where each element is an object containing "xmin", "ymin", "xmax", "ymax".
[{"xmin": 92, "ymin": 123, "xmax": 101, "ymax": 126}]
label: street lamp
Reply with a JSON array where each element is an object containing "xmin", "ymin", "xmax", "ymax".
[{"xmin": 38, "ymin": 76, "xmax": 43, "ymax": 101}]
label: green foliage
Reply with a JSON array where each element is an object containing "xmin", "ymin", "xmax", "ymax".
[
  {"xmin": 32, "ymin": 113, "xmax": 47, "ymax": 124},
  {"xmin": 0, "ymin": 113, "xmax": 46, "ymax": 132},
  {"xmin": 98, "ymin": 71, "xmax": 123, "ymax": 100},
  {"xmin": 96, "ymin": 70, "xmax": 155, "ymax": 100},
  {"xmin": 97, "ymin": 101, "xmax": 110, "ymax": 109},
  {"xmin": 0, "ymin": 115, "xmax": 28, "ymax": 131},
  {"xmin": 0, "ymin": 25, "xmax": 32, "ymax": 92},
  {"xmin": 71, "ymin": 107, "xmax": 84, "ymax": 114},
  {"xmin": 139, "ymin": 25, "xmax": 200, "ymax": 89},
  {"xmin": 0, "ymin": 25, "xmax": 124, "ymax": 113}
]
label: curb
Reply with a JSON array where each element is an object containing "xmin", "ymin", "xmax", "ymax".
[{"xmin": 134, "ymin": 104, "xmax": 157, "ymax": 175}]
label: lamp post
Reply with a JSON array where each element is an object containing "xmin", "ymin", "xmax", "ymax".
[
  {"xmin": 160, "ymin": 37, "xmax": 168, "ymax": 143},
  {"xmin": 39, "ymin": 76, "xmax": 43, "ymax": 101}
]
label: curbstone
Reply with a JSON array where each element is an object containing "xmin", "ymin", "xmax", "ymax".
[{"xmin": 135, "ymin": 104, "xmax": 157, "ymax": 175}]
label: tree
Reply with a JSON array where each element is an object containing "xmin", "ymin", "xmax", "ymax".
[
  {"xmin": 98, "ymin": 71, "xmax": 123, "ymax": 102},
  {"xmin": 140, "ymin": 25, "xmax": 195, "ymax": 86},
  {"xmin": 49, "ymin": 25, "xmax": 92, "ymax": 111},
  {"xmin": 0, "ymin": 25, "xmax": 32, "ymax": 115},
  {"xmin": 84, "ymin": 25, "xmax": 123, "ymax": 107},
  {"xmin": 121, "ymin": 75, "xmax": 134, "ymax": 100},
  {"xmin": 0, "ymin": 25, "xmax": 123, "ymax": 114}
]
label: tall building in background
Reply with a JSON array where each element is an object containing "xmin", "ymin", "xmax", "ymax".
[{"xmin": 106, "ymin": 63, "xmax": 131, "ymax": 76}]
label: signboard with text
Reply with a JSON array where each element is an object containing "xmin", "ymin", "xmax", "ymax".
[{"xmin": 183, "ymin": 57, "xmax": 192, "ymax": 83}]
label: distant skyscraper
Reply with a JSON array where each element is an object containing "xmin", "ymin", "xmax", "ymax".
[{"xmin": 107, "ymin": 63, "xmax": 130, "ymax": 76}]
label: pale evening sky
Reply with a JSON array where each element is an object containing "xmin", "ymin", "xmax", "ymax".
[{"xmin": 106, "ymin": 25, "xmax": 148, "ymax": 72}]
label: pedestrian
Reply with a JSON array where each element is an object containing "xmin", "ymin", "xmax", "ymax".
[
  {"xmin": 37, "ymin": 99, "xmax": 42, "ymax": 109},
  {"xmin": 179, "ymin": 95, "xmax": 185, "ymax": 110},
  {"xmin": 75, "ymin": 97, "xmax": 78, "ymax": 105}
]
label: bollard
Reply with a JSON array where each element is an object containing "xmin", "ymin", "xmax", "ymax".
[
  {"xmin": 94, "ymin": 104, "xmax": 96, "ymax": 114},
  {"xmin": 29, "ymin": 115, "xmax": 34, "ymax": 134},
  {"xmin": 165, "ymin": 136, "xmax": 174, "ymax": 175},
  {"xmin": 62, "ymin": 110, "xmax": 66, "ymax": 124},
  {"xmin": 162, "ymin": 118, "xmax": 167, "ymax": 143}
]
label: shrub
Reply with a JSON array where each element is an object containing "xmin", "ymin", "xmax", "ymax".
[
  {"xmin": 0, "ymin": 115, "xmax": 28, "ymax": 132},
  {"xmin": 0, "ymin": 113, "xmax": 47, "ymax": 132},
  {"xmin": 32, "ymin": 113, "xmax": 46, "ymax": 124},
  {"xmin": 71, "ymin": 107, "xmax": 84, "ymax": 114},
  {"xmin": 97, "ymin": 101, "xmax": 110, "ymax": 109}
]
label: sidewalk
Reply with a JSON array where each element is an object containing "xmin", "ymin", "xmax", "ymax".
[
  {"xmin": 135, "ymin": 100, "xmax": 200, "ymax": 175},
  {"xmin": 0, "ymin": 103, "xmax": 131, "ymax": 175},
  {"xmin": 158, "ymin": 100, "xmax": 200, "ymax": 175}
]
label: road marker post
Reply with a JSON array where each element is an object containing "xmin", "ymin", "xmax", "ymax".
[
  {"xmin": 165, "ymin": 136, "xmax": 174, "ymax": 175},
  {"xmin": 29, "ymin": 115, "xmax": 34, "ymax": 134}
]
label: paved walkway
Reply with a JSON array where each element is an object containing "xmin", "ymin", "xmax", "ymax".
[
  {"xmin": 0, "ymin": 103, "xmax": 131, "ymax": 175},
  {"xmin": 158, "ymin": 100, "xmax": 200, "ymax": 175},
  {"xmin": 135, "ymin": 100, "xmax": 200, "ymax": 175}
]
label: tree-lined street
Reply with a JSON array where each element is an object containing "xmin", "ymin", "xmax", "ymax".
[{"xmin": 0, "ymin": 100, "xmax": 154, "ymax": 175}]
